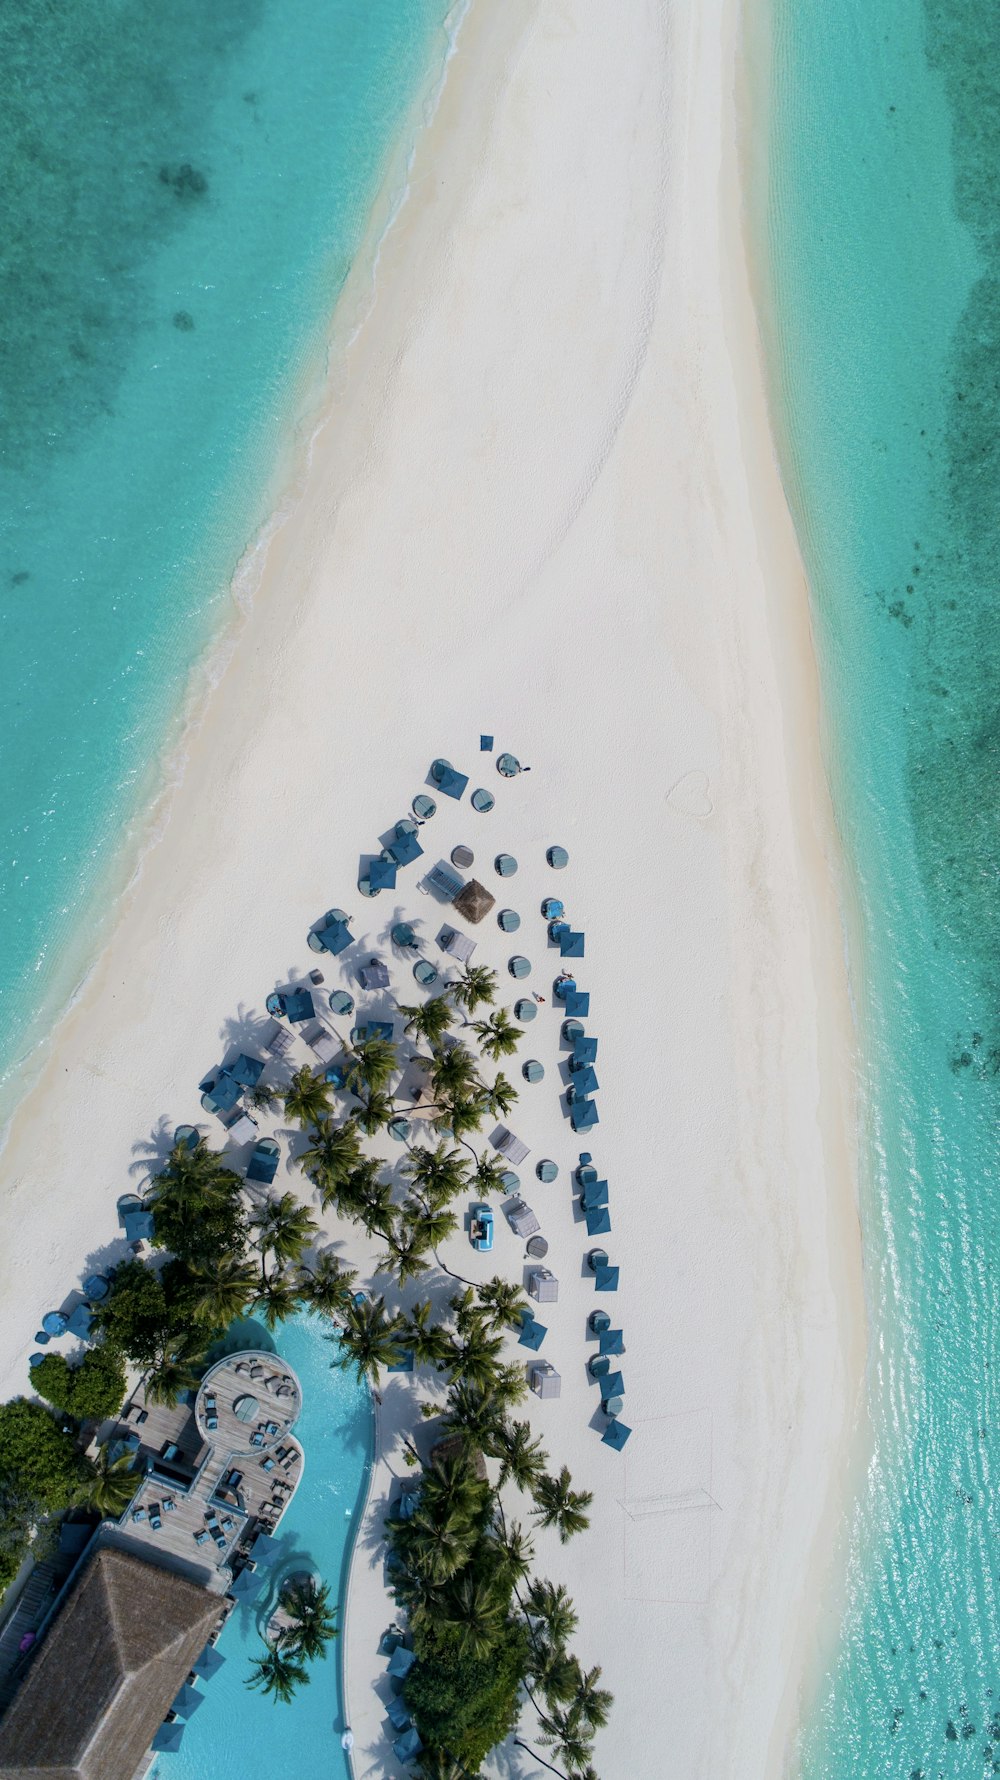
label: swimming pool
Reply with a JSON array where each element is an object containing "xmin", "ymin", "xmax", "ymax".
[{"xmin": 151, "ymin": 1312, "xmax": 372, "ymax": 1780}]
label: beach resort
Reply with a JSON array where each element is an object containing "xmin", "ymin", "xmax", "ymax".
[{"xmin": 0, "ymin": 2, "xmax": 878, "ymax": 1778}]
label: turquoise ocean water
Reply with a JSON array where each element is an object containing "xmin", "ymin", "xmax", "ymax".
[
  {"xmin": 0, "ymin": 0, "xmax": 456, "ymax": 1120},
  {"xmin": 150, "ymin": 1315, "xmax": 372, "ymax": 1780},
  {"xmin": 760, "ymin": 0, "xmax": 1000, "ymax": 1773}
]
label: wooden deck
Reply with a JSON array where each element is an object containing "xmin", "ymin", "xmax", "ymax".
[{"xmin": 106, "ymin": 1353, "xmax": 304, "ymax": 1590}]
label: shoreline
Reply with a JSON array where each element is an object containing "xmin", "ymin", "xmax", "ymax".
[{"xmin": 0, "ymin": 2, "xmax": 865, "ymax": 1776}]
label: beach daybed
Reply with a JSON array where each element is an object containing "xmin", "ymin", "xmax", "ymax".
[
  {"xmin": 498, "ymin": 908, "xmax": 520, "ymax": 932},
  {"xmin": 547, "ymin": 845, "xmax": 569, "ymax": 869},
  {"xmin": 439, "ymin": 926, "xmax": 477, "ymax": 963},
  {"xmin": 492, "ymin": 1126, "xmax": 530, "ymax": 1165},
  {"xmin": 303, "ymin": 1022, "xmax": 338, "ymax": 1064},
  {"xmin": 358, "ymin": 958, "xmax": 390, "ymax": 991},
  {"xmin": 224, "ymin": 1110, "xmax": 258, "ymax": 1145},
  {"xmin": 504, "ymin": 1198, "xmax": 540, "ymax": 1239},
  {"xmin": 427, "ymin": 863, "xmax": 465, "ymax": 902},
  {"xmin": 471, "ymin": 787, "xmax": 495, "ymax": 812},
  {"xmin": 265, "ymin": 1022, "xmax": 294, "ymax": 1058}
]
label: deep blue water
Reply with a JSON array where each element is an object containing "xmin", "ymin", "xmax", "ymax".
[{"xmin": 0, "ymin": 0, "xmax": 457, "ymax": 1117}]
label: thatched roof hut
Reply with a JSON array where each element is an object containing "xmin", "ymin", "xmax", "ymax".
[
  {"xmin": 430, "ymin": 1433, "xmax": 488, "ymax": 1483},
  {"xmin": 452, "ymin": 879, "xmax": 495, "ymax": 925},
  {"xmin": 0, "ymin": 1547, "xmax": 221, "ymax": 1780}
]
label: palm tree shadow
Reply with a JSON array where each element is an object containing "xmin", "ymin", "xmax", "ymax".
[
  {"xmin": 127, "ymin": 1118, "xmax": 178, "ymax": 1181},
  {"xmin": 218, "ymin": 1003, "xmax": 274, "ymax": 1055}
]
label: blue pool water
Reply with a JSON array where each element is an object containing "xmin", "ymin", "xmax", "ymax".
[
  {"xmin": 151, "ymin": 1314, "xmax": 372, "ymax": 1780},
  {"xmin": 0, "ymin": 0, "xmax": 457, "ymax": 1120},
  {"xmin": 758, "ymin": 0, "xmax": 1000, "ymax": 1772}
]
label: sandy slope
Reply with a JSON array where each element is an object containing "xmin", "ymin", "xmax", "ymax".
[{"xmin": 0, "ymin": 1, "xmax": 864, "ymax": 1774}]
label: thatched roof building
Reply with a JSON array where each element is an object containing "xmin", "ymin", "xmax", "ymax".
[
  {"xmin": 0, "ymin": 1547, "xmax": 221, "ymax": 1780},
  {"xmin": 452, "ymin": 879, "xmax": 495, "ymax": 925}
]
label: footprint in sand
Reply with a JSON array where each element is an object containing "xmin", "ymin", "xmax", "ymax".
[{"xmin": 665, "ymin": 770, "xmax": 713, "ymax": 820}]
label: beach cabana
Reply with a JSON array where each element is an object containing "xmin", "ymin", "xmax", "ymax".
[
  {"xmin": 283, "ymin": 988, "xmax": 315, "ymax": 1023},
  {"xmin": 523, "ymin": 1059, "xmax": 544, "ymax": 1084},
  {"xmin": 413, "ymin": 959, "xmax": 438, "ymax": 987},
  {"xmin": 573, "ymin": 1064, "xmax": 600, "ymax": 1096},
  {"xmin": 599, "ymin": 1328, "xmax": 625, "ymax": 1356},
  {"xmin": 509, "ymin": 955, "xmax": 531, "ymax": 979},
  {"xmin": 602, "ymin": 1418, "xmax": 632, "ymax": 1451},
  {"xmin": 388, "ymin": 829, "xmax": 423, "ymax": 867},
  {"xmin": 498, "ymin": 908, "xmax": 520, "ymax": 932},
  {"xmin": 496, "ymin": 752, "xmax": 520, "ymax": 777},
  {"xmin": 563, "ymin": 989, "xmax": 591, "ymax": 1017},
  {"xmin": 392, "ymin": 922, "xmax": 417, "ymax": 948},
  {"xmin": 495, "ymin": 853, "xmax": 518, "ymax": 877},
  {"xmin": 439, "ymin": 927, "xmax": 477, "ymax": 963},
  {"xmin": 515, "ymin": 999, "xmax": 537, "ymax": 1023},
  {"xmin": 452, "ymin": 878, "xmax": 495, "ymax": 923},
  {"xmin": 536, "ymin": 1159, "xmax": 558, "ymax": 1183},
  {"xmin": 199, "ymin": 1073, "xmax": 242, "ymax": 1117},
  {"xmin": 472, "ymin": 787, "xmax": 495, "ymax": 812},
  {"xmin": 368, "ymin": 858, "xmax": 398, "ymax": 893},
  {"xmin": 358, "ymin": 959, "xmax": 390, "ymax": 991},
  {"xmin": 120, "ymin": 1200, "xmax": 155, "ymax": 1244},
  {"xmin": 547, "ymin": 845, "xmax": 569, "ymax": 869},
  {"xmin": 586, "ymin": 1206, "xmax": 612, "ymax": 1236},
  {"xmin": 246, "ymin": 1138, "xmax": 280, "ymax": 1186},
  {"xmin": 412, "ymin": 793, "xmax": 436, "ymax": 820},
  {"xmin": 559, "ymin": 930, "xmax": 586, "ymax": 958},
  {"xmin": 386, "ymin": 1643, "xmax": 416, "ymax": 1681},
  {"xmin": 598, "ymin": 1370, "xmax": 625, "ymax": 1403},
  {"xmin": 529, "ymin": 1361, "xmax": 561, "ymax": 1399},
  {"xmin": 518, "ymin": 1315, "xmax": 547, "ymax": 1351},
  {"xmin": 528, "ymin": 1267, "xmax": 559, "ymax": 1303},
  {"xmin": 572, "ymin": 1035, "xmax": 599, "ymax": 1065},
  {"xmin": 430, "ymin": 759, "xmax": 469, "ymax": 799},
  {"xmin": 504, "ymin": 1198, "xmax": 540, "ymax": 1238},
  {"xmin": 594, "ymin": 1263, "xmax": 620, "ymax": 1292},
  {"xmin": 329, "ymin": 989, "xmax": 355, "ymax": 1016},
  {"xmin": 427, "ymin": 863, "xmax": 465, "ymax": 902},
  {"xmin": 570, "ymin": 1098, "xmax": 599, "ymax": 1133},
  {"xmin": 317, "ymin": 916, "xmax": 353, "ymax": 955},
  {"xmin": 492, "ymin": 1126, "xmax": 530, "ymax": 1165}
]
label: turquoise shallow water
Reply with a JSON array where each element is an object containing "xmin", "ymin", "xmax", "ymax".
[
  {"xmin": 0, "ymin": 0, "xmax": 456, "ymax": 1115},
  {"xmin": 761, "ymin": 0, "xmax": 1000, "ymax": 1773},
  {"xmin": 151, "ymin": 1315, "xmax": 372, "ymax": 1780}
]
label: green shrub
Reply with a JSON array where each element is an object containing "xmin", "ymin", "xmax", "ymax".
[
  {"xmin": 404, "ymin": 1623, "xmax": 530, "ymax": 1772},
  {"xmin": 94, "ymin": 1260, "xmax": 170, "ymax": 1366},
  {"xmin": 0, "ymin": 1399, "xmax": 84, "ymax": 1510},
  {"xmin": 32, "ymin": 1347, "xmax": 126, "ymax": 1425}
]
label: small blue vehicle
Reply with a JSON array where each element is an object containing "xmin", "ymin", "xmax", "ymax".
[{"xmin": 470, "ymin": 1205, "xmax": 494, "ymax": 1252}]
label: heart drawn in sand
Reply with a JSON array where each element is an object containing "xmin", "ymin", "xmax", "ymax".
[{"xmin": 665, "ymin": 770, "xmax": 713, "ymax": 820}]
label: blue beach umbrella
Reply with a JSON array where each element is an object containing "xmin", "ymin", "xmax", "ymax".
[
  {"xmin": 151, "ymin": 1723, "xmax": 185, "ymax": 1754},
  {"xmin": 192, "ymin": 1644, "xmax": 227, "ymax": 1680},
  {"xmin": 602, "ymin": 1418, "xmax": 632, "ymax": 1451},
  {"xmin": 368, "ymin": 857, "xmax": 397, "ymax": 892},
  {"xmin": 170, "ymin": 1684, "xmax": 205, "ymax": 1719}
]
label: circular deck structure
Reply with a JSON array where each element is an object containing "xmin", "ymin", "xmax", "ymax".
[{"xmin": 194, "ymin": 1353, "xmax": 303, "ymax": 1455}]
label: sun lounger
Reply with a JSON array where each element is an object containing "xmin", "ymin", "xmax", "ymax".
[
  {"xmin": 194, "ymin": 1529, "xmax": 209, "ymax": 1545},
  {"xmin": 265, "ymin": 1022, "xmax": 294, "ymax": 1058},
  {"xmin": 149, "ymin": 1504, "xmax": 162, "ymax": 1530},
  {"xmin": 131, "ymin": 1507, "xmax": 147, "ymax": 1524},
  {"xmin": 492, "ymin": 1126, "xmax": 530, "ymax": 1165},
  {"xmin": 439, "ymin": 926, "xmax": 477, "ymax": 963}
]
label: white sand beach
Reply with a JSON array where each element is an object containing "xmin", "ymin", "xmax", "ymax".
[{"xmin": 0, "ymin": 1, "xmax": 865, "ymax": 1775}]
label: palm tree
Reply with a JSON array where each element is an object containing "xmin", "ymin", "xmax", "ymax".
[
  {"xmin": 145, "ymin": 1344, "xmax": 203, "ymax": 1407},
  {"xmin": 419, "ymin": 1448, "xmax": 487, "ymax": 1524},
  {"xmin": 398, "ymin": 997, "xmax": 455, "ymax": 1048},
  {"xmin": 496, "ymin": 1517, "xmax": 535, "ymax": 1584},
  {"xmin": 471, "ymin": 1151, "xmax": 508, "ymax": 1196},
  {"xmin": 336, "ymin": 1296, "xmax": 407, "ymax": 1400},
  {"xmin": 449, "ymin": 964, "xmax": 498, "ymax": 1014},
  {"xmin": 297, "ymin": 1250, "xmax": 357, "ymax": 1319},
  {"xmin": 153, "ymin": 1136, "xmax": 239, "ymax": 1207},
  {"xmin": 375, "ymin": 1220, "xmax": 433, "ymax": 1287},
  {"xmin": 426, "ymin": 1042, "xmax": 482, "ymax": 1106},
  {"xmin": 252, "ymin": 1272, "xmax": 301, "ymax": 1330},
  {"xmin": 403, "ymin": 1142, "xmax": 469, "ymax": 1209},
  {"xmin": 569, "ymin": 1662, "xmax": 613, "ymax": 1733},
  {"xmin": 78, "ymin": 1447, "xmax": 141, "ymax": 1517},
  {"xmin": 400, "ymin": 1506, "xmax": 477, "ymax": 1585},
  {"xmin": 476, "ymin": 1277, "xmax": 529, "ymax": 1333},
  {"xmin": 537, "ymin": 1704, "xmax": 597, "ymax": 1777},
  {"xmin": 524, "ymin": 1578, "xmax": 579, "ymax": 1648},
  {"xmin": 437, "ymin": 1093, "xmax": 489, "ymax": 1141},
  {"xmin": 342, "ymin": 1035, "xmax": 398, "ymax": 1098},
  {"xmin": 251, "ymin": 1192, "xmax": 318, "ymax": 1269},
  {"xmin": 444, "ymin": 1379, "xmax": 506, "ymax": 1453},
  {"xmin": 276, "ymin": 1576, "xmax": 338, "ymax": 1660},
  {"xmin": 298, "ymin": 1119, "xmax": 363, "ymax": 1206},
  {"xmin": 532, "ymin": 1467, "xmax": 593, "ymax": 1543},
  {"xmin": 404, "ymin": 1300, "xmax": 454, "ymax": 1368},
  {"xmin": 490, "ymin": 1419, "xmax": 548, "ymax": 1494},
  {"xmin": 439, "ymin": 1572, "xmax": 506, "ymax": 1659},
  {"xmin": 446, "ymin": 1321, "xmax": 506, "ymax": 1391},
  {"xmin": 245, "ymin": 1642, "xmax": 311, "ymax": 1703},
  {"xmin": 355, "ymin": 1088, "xmax": 396, "ymax": 1136},
  {"xmin": 485, "ymin": 1071, "xmax": 518, "ymax": 1118},
  {"xmin": 188, "ymin": 1253, "xmax": 259, "ymax": 1327},
  {"xmin": 282, "ymin": 1066, "xmax": 334, "ymax": 1130},
  {"xmin": 472, "ymin": 1007, "xmax": 521, "ymax": 1062}
]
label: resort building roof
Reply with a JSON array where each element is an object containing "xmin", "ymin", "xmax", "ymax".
[{"xmin": 0, "ymin": 1547, "xmax": 220, "ymax": 1780}]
